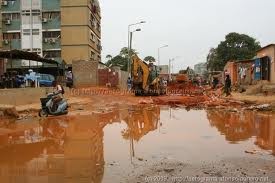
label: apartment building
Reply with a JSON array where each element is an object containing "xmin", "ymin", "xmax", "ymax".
[{"xmin": 1, "ymin": 0, "xmax": 101, "ymax": 69}]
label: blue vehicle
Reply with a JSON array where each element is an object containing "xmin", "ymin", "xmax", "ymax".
[{"xmin": 37, "ymin": 74, "xmax": 55, "ymax": 87}]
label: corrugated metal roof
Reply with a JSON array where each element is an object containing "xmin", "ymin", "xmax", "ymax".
[{"xmin": 0, "ymin": 50, "xmax": 59, "ymax": 65}]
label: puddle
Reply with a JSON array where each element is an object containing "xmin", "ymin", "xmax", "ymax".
[{"xmin": 0, "ymin": 105, "xmax": 274, "ymax": 182}]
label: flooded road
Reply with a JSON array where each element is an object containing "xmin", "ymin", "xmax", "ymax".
[{"xmin": 0, "ymin": 105, "xmax": 274, "ymax": 182}]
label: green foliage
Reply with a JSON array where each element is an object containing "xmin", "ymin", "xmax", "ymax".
[
  {"xmin": 106, "ymin": 55, "xmax": 128, "ymax": 71},
  {"xmin": 144, "ymin": 56, "xmax": 156, "ymax": 62},
  {"xmin": 119, "ymin": 47, "xmax": 137, "ymax": 58},
  {"xmin": 105, "ymin": 54, "xmax": 113, "ymax": 61},
  {"xmin": 207, "ymin": 32, "xmax": 261, "ymax": 71}
]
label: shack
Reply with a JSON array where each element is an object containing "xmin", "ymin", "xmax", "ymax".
[{"xmin": 256, "ymin": 44, "xmax": 275, "ymax": 83}]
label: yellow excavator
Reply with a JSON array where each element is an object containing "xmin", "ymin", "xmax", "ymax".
[{"xmin": 131, "ymin": 55, "xmax": 166, "ymax": 96}]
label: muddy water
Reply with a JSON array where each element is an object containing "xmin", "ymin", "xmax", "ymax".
[{"xmin": 0, "ymin": 106, "xmax": 274, "ymax": 183}]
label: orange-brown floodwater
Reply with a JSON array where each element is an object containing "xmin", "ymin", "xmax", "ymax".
[{"xmin": 0, "ymin": 105, "xmax": 274, "ymax": 182}]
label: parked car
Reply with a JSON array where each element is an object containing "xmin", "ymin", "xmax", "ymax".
[{"xmin": 37, "ymin": 74, "xmax": 55, "ymax": 87}]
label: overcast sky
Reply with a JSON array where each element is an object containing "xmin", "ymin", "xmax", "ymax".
[{"xmin": 100, "ymin": 0, "xmax": 275, "ymax": 72}]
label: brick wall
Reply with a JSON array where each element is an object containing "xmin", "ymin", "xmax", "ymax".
[
  {"xmin": 72, "ymin": 60, "xmax": 98, "ymax": 88},
  {"xmin": 98, "ymin": 69, "xmax": 119, "ymax": 87}
]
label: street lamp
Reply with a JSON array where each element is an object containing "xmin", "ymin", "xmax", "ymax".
[
  {"xmin": 128, "ymin": 21, "xmax": 146, "ymax": 76},
  {"xmin": 158, "ymin": 45, "xmax": 168, "ymax": 67},
  {"xmin": 128, "ymin": 28, "xmax": 141, "ymax": 76}
]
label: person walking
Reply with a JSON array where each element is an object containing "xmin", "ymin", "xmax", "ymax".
[
  {"xmin": 127, "ymin": 77, "xmax": 132, "ymax": 91},
  {"xmin": 224, "ymin": 74, "xmax": 231, "ymax": 97}
]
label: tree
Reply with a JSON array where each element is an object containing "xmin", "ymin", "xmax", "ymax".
[
  {"xmin": 144, "ymin": 56, "xmax": 156, "ymax": 62},
  {"xmin": 105, "ymin": 54, "xmax": 113, "ymax": 61},
  {"xmin": 105, "ymin": 47, "xmax": 139, "ymax": 72},
  {"xmin": 106, "ymin": 55, "xmax": 128, "ymax": 71},
  {"xmin": 119, "ymin": 47, "xmax": 137, "ymax": 58},
  {"xmin": 207, "ymin": 32, "xmax": 261, "ymax": 71}
]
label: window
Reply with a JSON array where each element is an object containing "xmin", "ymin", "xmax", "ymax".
[
  {"xmin": 43, "ymin": 31, "xmax": 61, "ymax": 38},
  {"xmin": 3, "ymin": 33, "xmax": 21, "ymax": 40},
  {"xmin": 42, "ymin": 12, "xmax": 60, "ymax": 20},
  {"xmin": 22, "ymin": 10, "xmax": 30, "ymax": 16},
  {"xmin": 90, "ymin": 32, "xmax": 95, "ymax": 42},
  {"xmin": 43, "ymin": 50, "xmax": 61, "ymax": 58},
  {"xmin": 32, "ymin": 9, "xmax": 40, "ymax": 16},
  {"xmin": 90, "ymin": 51, "xmax": 96, "ymax": 60},
  {"xmin": 12, "ymin": 13, "xmax": 20, "ymax": 20},
  {"xmin": 23, "ymin": 29, "xmax": 31, "ymax": 35},
  {"xmin": 32, "ymin": 29, "xmax": 39, "ymax": 35}
]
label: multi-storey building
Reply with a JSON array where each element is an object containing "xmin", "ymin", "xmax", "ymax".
[{"xmin": 0, "ymin": 0, "xmax": 101, "ymax": 70}]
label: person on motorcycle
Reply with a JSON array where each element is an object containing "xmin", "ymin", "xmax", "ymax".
[{"xmin": 52, "ymin": 81, "xmax": 65, "ymax": 112}]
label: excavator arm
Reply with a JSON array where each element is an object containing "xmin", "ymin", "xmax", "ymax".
[{"xmin": 132, "ymin": 55, "xmax": 150, "ymax": 90}]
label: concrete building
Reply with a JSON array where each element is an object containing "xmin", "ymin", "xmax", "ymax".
[
  {"xmin": 194, "ymin": 62, "xmax": 207, "ymax": 76},
  {"xmin": 158, "ymin": 65, "xmax": 169, "ymax": 74},
  {"xmin": 0, "ymin": 0, "xmax": 101, "ymax": 69}
]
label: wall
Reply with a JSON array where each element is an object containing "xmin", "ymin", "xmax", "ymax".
[
  {"xmin": 98, "ymin": 69, "xmax": 119, "ymax": 87},
  {"xmin": 60, "ymin": 0, "xmax": 101, "ymax": 65},
  {"xmin": 257, "ymin": 46, "xmax": 275, "ymax": 83},
  {"xmin": 62, "ymin": 46, "xmax": 89, "ymax": 64},
  {"xmin": 0, "ymin": 88, "xmax": 50, "ymax": 105},
  {"xmin": 72, "ymin": 60, "xmax": 98, "ymax": 88},
  {"xmin": 112, "ymin": 67, "xmax": 128, "ymax": 89},
  {"xmin": 224, "ymin": 62, "xmax": 237, "ymax": 85}
]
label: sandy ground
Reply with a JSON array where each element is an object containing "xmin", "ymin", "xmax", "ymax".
[
  {"xmin": 231, "ymin": 92, "xmax": 275, "ymax": 105},
  {"xmin": 125, "ymin": 157, "xmax": 275, "ymax": 183}
]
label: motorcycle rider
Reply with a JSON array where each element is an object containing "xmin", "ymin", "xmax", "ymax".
[{"xmin": 52, "ymin": 81, "xmax": 65, "ymax": 112}]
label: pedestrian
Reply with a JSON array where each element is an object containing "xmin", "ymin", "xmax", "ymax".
[
  {"xmin": 127, "ymin": 77, "xmax": 132, "ymax": 91},
  {"xmin": 224, "ymin": 74, "xmax": 231, "ymax": 97}
]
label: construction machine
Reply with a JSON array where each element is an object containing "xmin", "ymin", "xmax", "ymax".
[{"xmin": 131, "ymin": 55, "xmax": 166, "ymax": 96}]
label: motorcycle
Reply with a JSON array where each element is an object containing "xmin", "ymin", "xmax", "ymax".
[{"xmin": 39, "ymin": 93, "xmax": 68, "ymax": 117}]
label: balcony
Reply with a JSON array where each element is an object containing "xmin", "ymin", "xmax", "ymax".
[
  {"xmin": 2, "ymin": 20, "xmax": 21, "ymax": 32},
  {"xmin": 42, "ymin": 17, "xmax": 61, "ymax": 30},
  {"xmin": 43, "ymin": 38, "xmax": 61, "ymax": 50},
  {"xmin": 1, "ymin": 0, "xmax": 20, "ymax": 12},
  {"xmin": 42, "ymin": 0, "xmax": 60, "ymax": 11},
  {"xmin": 3, "ymin": 39, "xmax": 21, "ymax": 50}
]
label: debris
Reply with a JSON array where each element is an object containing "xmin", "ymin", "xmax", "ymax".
[
  {"xmin": 164, "ymin": 168, "xmax": 175, "ymax": 173},
  {"xmin": 244, "ymin": 150, "xmax": 257, "ymax": 154},
  {"xmin": 247, "ymin": 104, "xmax": 271, "ymax": 111},
  {"xmin": 137, "ymin": 158, "xmax": 144, "ymax": 161}
]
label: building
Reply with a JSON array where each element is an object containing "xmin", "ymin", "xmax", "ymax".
[
  {"xmin": 0, "ymin": 0, "xmax": 101, "ymax": 70},
  {"xmin": 256, "ymin": 44, "xmax": 275, "ymax": 83},
  {"xmin": 0, "ymin": 4, "xmax": 3, "ymax": 76},
  {"xmin": 158, "ymin": 65, "xmax": 169, "ymax": 74},
  {"xmin": 194, "ymin": 62, "xmax": 207, "ymax": 76}
]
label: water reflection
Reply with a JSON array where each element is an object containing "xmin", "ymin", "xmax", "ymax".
[
  {"xmin": 0, "ymin": 107, "xmax": 274, "ymax": 183},
  {"xmin": 0, "ymin": 105, "xmax": 160, "ymax": 183},
  {"xmin": 207, "ymin": 110, "xmax": 275, "ymax": 155}
]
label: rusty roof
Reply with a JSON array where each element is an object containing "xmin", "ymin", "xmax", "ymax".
[{"xmin": 257, "ymin": 44, "xmax": 275, "ymax": 52}]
